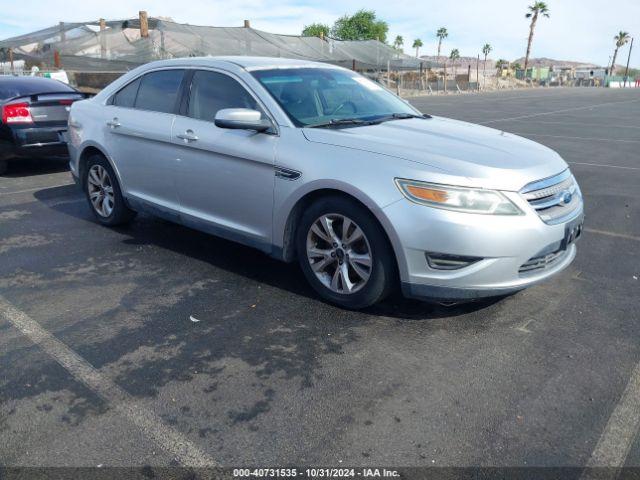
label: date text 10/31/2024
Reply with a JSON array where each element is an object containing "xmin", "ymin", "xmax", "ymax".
[{"xmin": 232, "ymin": 468, "xmax": 400, "ymax": 478}]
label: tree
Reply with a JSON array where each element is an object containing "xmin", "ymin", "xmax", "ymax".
[
  {"xmin": 496, "ymin": 59, "xmax": 509, "ymax": 73},
  {"xmin": 331, "ymin": 9, "xmax": 389, "ymax": 43},
  {"xmin": 393, "ymin": 35, "xmax": 404, "ymax": 51},
  {"xmin": 302, "ymin": 23, "xmax": 330, "ymax": 38},
  {"xmin": 610, "ymin": 31, "xmax": 631, "ymax": 75},
  {"xmin": 413, "ymin": 38, "xmax": 423, "ymax": 57},
  {"xmin": 436, "ymin": 27, "xmax": 448, "ymax": 58},
  {"xmin": 523, "ymin": 2, "xmax": 550, "ymax": 75},
  {"xmin": 481, "ymin": 43, "xmax": 492, "ymax": 85},
  {"xmin": 450, "ymin": 48, "xmax": 460, "ymax": 79}
]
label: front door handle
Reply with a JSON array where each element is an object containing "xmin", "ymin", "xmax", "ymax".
[
  {"xmin": 106, "ymin": 118, "xmax": 121, "ymax": 128},
  {"xmin": 176, "ymin": 130, "xmax": 198, "ymax": 142}
]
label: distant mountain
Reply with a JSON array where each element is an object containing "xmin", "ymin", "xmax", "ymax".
[
  {"xmin": 419, "ymin": 55, "xmax": 617, "ymax": 70},
  {"xmin": 420, "ymin": 55, "xmax": 493, "ymax": 68},
  {"xmin": 511, "ymin": 57, "xmax": 601, "ymax": 69}
]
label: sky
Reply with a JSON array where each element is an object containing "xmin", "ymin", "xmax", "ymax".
[{"xmin": 0, "ymin": 0, "xmax": 638, "ymax": 67}]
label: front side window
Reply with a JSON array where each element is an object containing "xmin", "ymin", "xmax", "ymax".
[
  {"xmin": 134, "ymin": 70, "xmax": 185, "ymax": 114},
  {"xmin": 187, "ymin": 70, "xmax": 260, "ymax": 122},
  {"xmin": 251, "ymin": 67, "xmax": 419, "ymax": 127}
]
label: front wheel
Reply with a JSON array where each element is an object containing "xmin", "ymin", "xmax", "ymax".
[
  {"xmin": 296, "ymin": 196, "xmax": 396, "ymax": 309},
  {"xmin": 83, "ymin": 154, "xmax": 135, "ymax": 226},
  {"xmin": 0, "ymin": 159, "xmax": 7, "ymax": 175}
]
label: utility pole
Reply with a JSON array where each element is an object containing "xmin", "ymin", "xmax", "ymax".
[
  {"xmin": 244, "ymin": 20, "xmax": 252, "ymax": 54},
  {"xmin": 139, "ymin": 11, "xmax": 149, "ymax": 38},
  {"xmin": 99, "ymin": 18, "xmax": 106, "ymax": 59},
  {"xmin": 623, "ymin": 37, "xmax": 634, "ymax": 88},
  {"xmin": 476, "ymin": 54, "xmax": 480, "ymax": 91}
]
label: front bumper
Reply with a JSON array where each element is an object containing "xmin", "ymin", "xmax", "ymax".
[{"xmin": 384, "ymin": 191, "xmax": 583, "ymax": 302}]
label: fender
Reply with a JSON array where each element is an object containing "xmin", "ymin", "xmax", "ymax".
[
  {"xmin": 76, "ymin": 140, "xmax": 126, "ymax": 193},
  {"xmin": 272, "ymin": 179, "xmax": 409, "ymax": 280}
]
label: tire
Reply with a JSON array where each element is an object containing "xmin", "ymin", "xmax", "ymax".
[
  {"xmin": 0, "ymin": 159, "xmax": 7, "ymax": 175},
  {"xmin": 296, "ymin": 195, "xmax": 396, "ymax": 309},
  {"xmin": 83, "ymin": 154, "xmax": 135, "ymax": 226}
]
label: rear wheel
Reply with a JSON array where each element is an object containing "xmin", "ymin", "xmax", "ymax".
[
  {"xmin": 83, "ymin": 154, "xmax": 135, "ymax": 226},
  {"xmin": 0, "ymin": 159, "xmax": 7, "ymax": 175},
  {"xmin": 296, "ymin": 196, "xmax": 396, "ymax": 309}
]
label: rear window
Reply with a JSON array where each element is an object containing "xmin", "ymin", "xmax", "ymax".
[
  {"xmin": 134, "ymin": 70, "xmax": 184, "ymax": 114},
  {"xmin": 0, "ymin": 77, "xmax": 75, "ymax": 101}
]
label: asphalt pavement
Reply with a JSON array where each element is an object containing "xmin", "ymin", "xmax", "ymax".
[{"xmin": 1, "ymin": 87, "xmax": 639, "ymax": 477}]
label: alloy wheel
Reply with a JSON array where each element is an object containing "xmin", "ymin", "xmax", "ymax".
[
  {"xmin": 87, "ymin": 164, "xmax": 115, "ymax": 217},
  {"xmin": 306, "ymin": 213, "xmax": 373, "ymax": 294}
]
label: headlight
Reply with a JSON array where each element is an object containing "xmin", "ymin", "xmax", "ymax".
[{"xmin": 395, "ymin": 178, "xmax": 522, "ymax": 215}]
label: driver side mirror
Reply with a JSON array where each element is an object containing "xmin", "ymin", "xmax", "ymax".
[{"xmin": 214, "ymin": 108, "xmax": 272, "ymax": 132}]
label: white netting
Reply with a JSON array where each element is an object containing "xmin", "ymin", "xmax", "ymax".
[{"xmin": 0, "ymin": 18, "xmax": 436, "ymax": 72}]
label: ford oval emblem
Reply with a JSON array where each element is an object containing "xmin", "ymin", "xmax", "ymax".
[{"xmin": 562, "ymin": 191, "xmax": 572, "ymax": 205}]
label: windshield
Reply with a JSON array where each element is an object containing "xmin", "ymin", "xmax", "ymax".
[{"xmin": 251, "ymin": 67, "xmax": 420, "ymax": 127}]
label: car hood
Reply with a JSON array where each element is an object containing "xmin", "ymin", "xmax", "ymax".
[{"xmin": 302, "ymin": 116, "xmax": 568, "ymax": 191}]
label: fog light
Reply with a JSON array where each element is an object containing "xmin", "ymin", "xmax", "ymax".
[{"xmin": 425, "ymin": 252, "xmax": 482, "ymax": 270}]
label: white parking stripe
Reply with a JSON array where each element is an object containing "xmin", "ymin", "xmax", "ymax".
[
  {"xmin": 568, "ymin": 162, "xmax": 640, "ymax": 171},
  {"xmin": 585, "ymin": 228, "xmax": 640, "ymax": 242},
  {"xmin": 0, "ymin": 183, "xmax": 74, "ymax": 196},
  {"xmin": 481, "ymin": 98, "xmax": 640, "ymax": 124},
  {"xmin": 581, "ymin": 361, "xmax": 640, "ymax": 479},
  {"xmin": 0, "ymin": 295, "xmax": 217, "ymax": 467},
  {"xmin": 508, "ymin": 133, "xmax": 640, "ymax": 144}
]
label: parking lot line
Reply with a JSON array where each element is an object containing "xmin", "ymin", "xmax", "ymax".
[
  {"xmin": 581, "ymin": 360, "xmax": 640, "ymax": 479},
  {"xmin": 567, "ymin": 162, "xmax": 640, "ymax": 171},
  {"xmin": 0, "ymin": 183, "xmax": 74, "ymax": 196},
  {"xmin": 0, "ymin": 294, "xmax": 218, "ymax": 468},
  {"xmin": 481, "ymin": 98, "xmax": 640, "ymax": 124},
  {"xmin": 509, "ymin": 133, "xmax": 640, "ymax": 144},
  {"xmin": 584, "ymin": 228, "xmax": 640, "ymax": 242},
  {"xmin": 507, "ymin": 119, "xmax": 640, "ymax": 130}
]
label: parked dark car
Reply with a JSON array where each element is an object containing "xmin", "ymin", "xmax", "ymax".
[{"xmin": 0, "ymin": 76, "xmax": 85, "ymax": 174}]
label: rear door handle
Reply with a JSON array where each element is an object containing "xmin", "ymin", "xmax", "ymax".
[
  {"xmin": 106, "ymin": 118, "xmax": 121, "ymax": 128},
  {"xmin": 176, "ymin": 130, "xmax": 198, "ymax": 142}
]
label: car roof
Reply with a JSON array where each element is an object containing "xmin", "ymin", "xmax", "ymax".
[{"xmin": 138, "ymin": 56, "xmax": 343, "ymax": 71}]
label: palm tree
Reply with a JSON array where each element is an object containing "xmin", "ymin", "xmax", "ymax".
[
  {"xmin": 481, "ymin": 43, "xmax": 492, "ymax": 86},
  {"xmin": 482, "ymin": 43, "xmax": 493, "ymax": 75},
  {"xmin": 523, "ymin": 2, "xmax": 550, "ymax": 75},
  {"xmin": 436, "ymin": 27, "xmax": 448, "ymax": 59},
  {"xmin": 610, "ymin": 31, "xmax": 631, "ymax": 75},
  {"xmin": 450, "ymin": 48, "xmax": 460, "ymax": 79},
  {"xmin": 393, "ymin": 35, "xmax": 404, "ymax": 51},
  {"xmin": 413, "ymin": 38, "xmax": 423, "ymax": 58}
]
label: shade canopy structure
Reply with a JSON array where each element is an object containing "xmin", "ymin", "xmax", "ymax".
[{"xmin": 0, "ymin": 18, "xmax": 439, "ymax": 72}]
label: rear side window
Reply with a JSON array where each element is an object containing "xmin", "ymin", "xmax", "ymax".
[
  {"xmin": 187, "ymin": 70, "xmax": 259, "ymax": 122},
  {"xmin": 112, "ymin": 77, "xmax": 141, "ymax": 108},
  {"xmin": 134, "ymin": 70, "xmax": 184, "ymax": 114}
]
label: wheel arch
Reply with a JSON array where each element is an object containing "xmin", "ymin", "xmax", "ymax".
[
  {"xmin": 77, "ymin": 143, "xmax": 124, "ymax": 190},
  {"xmin": 277, "ymin": 186, "xmax": 406, "ymax": 280}
]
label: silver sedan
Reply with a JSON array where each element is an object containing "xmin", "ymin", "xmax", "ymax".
[{"xmin": 67, "ymin": 57, "xmax": 583, "ymax": 309}]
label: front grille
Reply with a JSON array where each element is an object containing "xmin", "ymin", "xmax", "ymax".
[
  {"xmin": 520, "ymin": 169, "xmax": 582, "ymax": 224},
  {"xmin": 519, "ymin": 246, "xmax": 569, "ymax": 274}
]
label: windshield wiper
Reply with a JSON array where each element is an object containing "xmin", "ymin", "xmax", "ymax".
[
  {"xmin": 307, "ymin": 118, "xmax": 373, "ymax": 128},
  {"xmin": 371, "ymin": 112, "xmax": 431, "ymax": 124}
]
